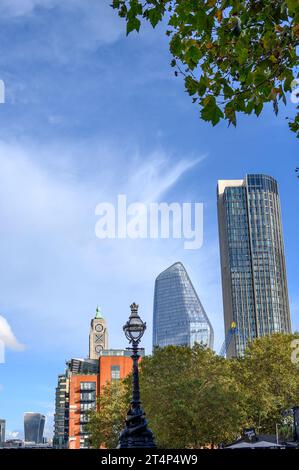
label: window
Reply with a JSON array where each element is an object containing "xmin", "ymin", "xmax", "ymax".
[
  {"xmin": 80, "ymin": 424, "xmax": 88, "ymax": 434},
  {"xmin": 80, "ymin": 391, "xmax": 95, "ymax": 402},
  {"xmin": 111, "ymin": 365, "xmax": 120, "ymax": 381},
  {"xmin": 80, "ymin": 413, "xmax": 89, "ymax": 424},
  {"xmin": 80, "ymin": 382, "xmax": 96, "ymax": 391},
  {"xmin": 80, "ymin": 402, "xmax": 95, "ymax": 411}
]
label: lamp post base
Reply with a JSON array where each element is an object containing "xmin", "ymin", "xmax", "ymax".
[
  {"xmin": 118, "ymin": 409, "xmax": 156, "ymax": 449},
  {"xmin": 118, "ymin": 430, "xmax": 157, "ymax": 448}
]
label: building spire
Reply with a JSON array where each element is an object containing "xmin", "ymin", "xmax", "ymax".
[{"xmin": 95, "ymin": 306, "xmax": 103, "ymax": 319}]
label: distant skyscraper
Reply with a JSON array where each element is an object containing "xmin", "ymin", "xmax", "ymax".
[
  {"xmin": 153, "ymin": 262, "xmax": 214, "ymax": 349},
  {"xmin": 0, "ymin": 419, "xmax": 5, "ymax": 443},
  {"xmin": 24, "ymin": 413, "xmax": 45, "ymax": 443},
  {"xmin": 217, "ymin": 174, "xmax": 291, "ymax": 357},
  {"xmin": 89, "ymin": 307, "xmax": 108, "ymax": 360}
]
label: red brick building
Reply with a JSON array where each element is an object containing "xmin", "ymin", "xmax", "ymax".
[
  {"xmin": 98, "ymin": 353, "xmax": 132, "ymax": 393},
  {"xmin": 68, "ymin": 374, "xmax": 99, "ymax": 449},
  {"xmin": 53, "ymin": 309, "xmax": 140, "ymax": 450},
  {"xmin": 67, "ymin": 350, "xmax": 134, "ymax": 449}
]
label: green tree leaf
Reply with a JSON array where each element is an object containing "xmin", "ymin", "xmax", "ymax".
[
  {"xmin": 201, "ymin": 95, "xmax": 224, "ymax": 126},
  {"xmin": 126, "ymin": 17, "xmax": 141, "ymax": 34},
  {"xmin": 111, "ymin": 1, "xmax": 299, "ymax": 135}
]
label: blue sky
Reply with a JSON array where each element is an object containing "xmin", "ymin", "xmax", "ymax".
[{"xmin": 0, "ymin": 0, "xmax": 298, "ymax": 439}]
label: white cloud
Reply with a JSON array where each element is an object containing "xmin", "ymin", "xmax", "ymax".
[
  {"xmin": 0, "ymin": 0, "xmax": 93, "ymax": 17},
  {"xmin": 0, "ymin": 0, "xmax": 124, "ymax": 48},
  {"xmin": 0, "ymin": 315, "xmax": 25, "ymax": 351},
  {"xmin": 130, "ymin": 153, "xmax": 206, "ymax": 203},
  {"xmin": 0, "ymin": 139, "xmax": 216, "ymax": 355},
  {"xmin": 0, "ymin": 0, "xmax": 44, "ymax": 16},
  {"xmin": 6, "ymin": 430, "xmax": 21, "ymax": 439}
]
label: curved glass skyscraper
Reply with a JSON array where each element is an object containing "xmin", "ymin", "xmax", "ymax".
[
  {"xmin": 153, "ymin": 262, "xmax": 214, "ymax": 349},
  {"xmin": 24, "ymin": 412, "xmax": 45, "ymax": 443}
]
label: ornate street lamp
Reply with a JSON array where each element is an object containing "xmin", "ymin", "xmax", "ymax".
[{"xmin": 118, "ymin": 303, "xmax": 156, "ymax": 448}]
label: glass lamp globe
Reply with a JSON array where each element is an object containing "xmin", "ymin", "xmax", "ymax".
[{"xmin": 123, "ymin": 303, "xmax": 146, "ymax": 344}]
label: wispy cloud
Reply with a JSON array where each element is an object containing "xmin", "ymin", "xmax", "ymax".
[
  {"xmin": 0, "ymin": 0, "xmax": 53, "ymax": 16},
  {"xmin": 0, "ymin": 139, "xmax": 210, "ymax": 354},
  {"xmin": 0, "ymin": 315, "xmax": 25, "ymax": 351},
  {"xmin": 0, "ymin": 0, "xmax": 124, "ymax": 53},
  {"xmin": 130, "ymin": 153, "xmax": 207, "ymax": 203}
]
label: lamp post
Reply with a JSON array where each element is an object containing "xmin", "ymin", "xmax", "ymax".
[{"xmin": 118, "ymin": 303, "xmax": 156, "ymax": 448}]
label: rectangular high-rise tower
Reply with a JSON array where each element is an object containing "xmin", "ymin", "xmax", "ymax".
[
  {"xmin": 217, "ymin": 174, "xmax": 291, "ymax": 357},
  {"xmin": 0, "ymin": 419, "xmax": 5, "ymax": 443}
]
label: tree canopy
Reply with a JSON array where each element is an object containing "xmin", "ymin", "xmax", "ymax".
[
  {"xmin": 138, "ymin": 344, "xmax": 245, "ymax": 448},
  {"xmin": 112, "ymin": 0, "xmax": 299, "ymax": 136},
  {"xmin": 86, "ymin": 380, "xmax": 129, "ymax": 449},
  {"xmin": 233, "ymin": 333, "xmax": 299, "ymax": 433},
  {"xmin": 87, "ymin": 333, "xmax": 299, "ymax": 448}
]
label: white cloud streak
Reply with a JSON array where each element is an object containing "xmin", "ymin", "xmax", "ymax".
[
  {"xmin": 0, "ymin": 139, "xmax": 217, "ymax": 354},
  {"xmin": 0, "ymin": 0, "xmax": 123, "ymax": 47},
  {"xmin": 0, "ymin": 0, "xmax": 48, "ymax": 16},
  {"xmin": 0, "ymin": 315, "xmax": 25, "ymax": 351},
  {"xmin": 130, "ymin": 153, "xmax": 207, "ymax": 204}
]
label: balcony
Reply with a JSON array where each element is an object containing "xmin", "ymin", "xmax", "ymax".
[
  {"xmin": 74, "ymin": 418, "xmax": 89, "ymax": 426},
  {"xmin": 79, "ymin": 387, "xmax": 96, "ymax": 393},
  {"xmin": 80, "ymin": 398, "xmax": 95, "ymax": 404}
]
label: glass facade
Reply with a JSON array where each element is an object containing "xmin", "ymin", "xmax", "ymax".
[
  {"xmin": 0, "ymin": 419, "xmax": 5, "ymax": 443},
  {"xmin": 218, "ymin": 174, "xmax": 291, "ymax": 357},
  {"xmin": 24, "ymin": 413, "xmax": 45, "ymax": 444},
  {"xmin": 53, "ymin": 374, "xmax": 69, "ymax": 448},
  {"xmin": 66, "ymin": 358, "xmax": 99, "ymax": 375},
  {"xmin": 153, "ymin": 262, "xmax": 214, "ymax": 349}
]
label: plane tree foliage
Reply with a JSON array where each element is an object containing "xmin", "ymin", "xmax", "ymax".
[
  {"xmin": 233, "ymin": 333, "xmax": 299, "ymax": 434},
  {"xmin": 111, "ymin": 0, "xmax": 299, "ymax": 136},
  {"xmin": 86, "ymin": 380, "xmax": 130, "ymax": 449},
  {"xmin": 138, "ymin": 345, "xmax": 245, "ymax": 448},
  {"xmin": 87, "ymin": 335, "xmax": 299, "ymax": 448}
]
